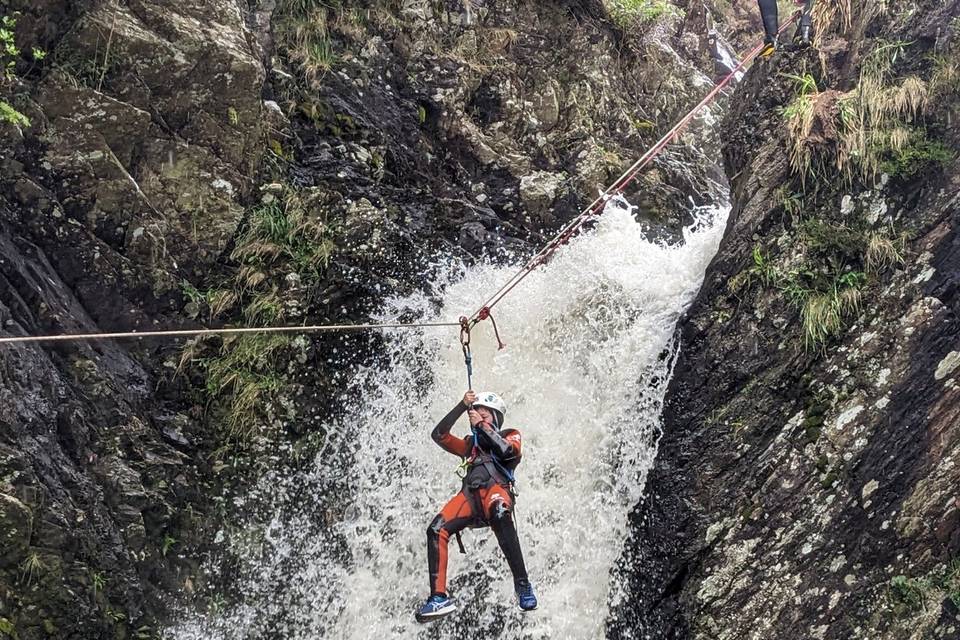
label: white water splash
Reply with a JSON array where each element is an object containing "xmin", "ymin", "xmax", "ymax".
[{"xmin": 170, "ymin": 196, "xmax": 728, "ymax": 640}]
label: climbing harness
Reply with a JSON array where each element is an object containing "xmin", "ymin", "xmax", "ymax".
[{"xmin": 454, "ymin": 424, "xmax": 520, "ymax": 555}]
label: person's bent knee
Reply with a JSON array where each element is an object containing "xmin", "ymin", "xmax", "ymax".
[
  {"xmin": 488, "ymin": 498, "xmax": 512, "ymax": 523},
  {"xmin": 427, "ymin": 514, "xmax": 444, "ymax": 540}
]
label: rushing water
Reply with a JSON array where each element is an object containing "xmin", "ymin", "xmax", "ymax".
[{"xmin": 169, "ymin": 193, "xmax": 729, "ymax": 640}]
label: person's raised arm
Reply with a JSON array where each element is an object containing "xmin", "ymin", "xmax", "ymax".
[{"xmin": 430, "ymin": 391, "xmax": 476, "ymax": 456}]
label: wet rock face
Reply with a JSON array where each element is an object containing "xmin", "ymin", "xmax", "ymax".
[
  {"xmin": 613, "ymin": 3, "xmax": 960, "ymax": 639},
  {"xmin": 0, "ymin": 208, "xmax": 213, "ymax": 638},
  {"xmin": 0, "ymin": 0, "xmax": 263, "ymax": 636},
  {"xmin": 283, "ymin": 0, "xmax": 726, "ymax": 266},
  {"xmin": 0, "ymin": 0, "xmax": 732, "ymax": 636},
  {"xmin": 19, "ymin": 0, "xmax": 264, "ymax": 278}
]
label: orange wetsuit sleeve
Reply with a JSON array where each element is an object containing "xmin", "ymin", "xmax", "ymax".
[
  {"xmin": 502, "ymin": 429, "xmax": 522, "ymax": 460},
  {"xmin": 431, "ymin": 402, "xmax": 472, "ymax": 457}
]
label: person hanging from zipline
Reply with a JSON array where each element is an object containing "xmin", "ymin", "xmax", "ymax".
[
  {"xmin": 758, "ymin": 0, "xmax": 815, "ymax": 57},
  {"xmin": 416, "ymin": 390, "xmax": 538, "ymax": 622}
]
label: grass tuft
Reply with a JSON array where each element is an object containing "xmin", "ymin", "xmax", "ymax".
[
  {"xmin": 200, "ymin": 334, "xmax": 291, "ymax": 444},
  {"xmin": 606, "ymin": 0, "xmax": 680, "ymax": 29},
  {"xmin": 865, "ymin": 231, "xmax": 904, "ymax": 273},
  {"xmin": 783, "ymin": 38, "xmax": 950, "ymax": 184}
]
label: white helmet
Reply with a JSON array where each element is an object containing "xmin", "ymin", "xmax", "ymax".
[{"xmin": 473, "ymin": 392, "xmax": 506, "ymax": 427}]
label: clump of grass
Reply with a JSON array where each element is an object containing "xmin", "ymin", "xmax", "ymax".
[
  {"xmin": 198, "ymin": 333, "xmax": 291, "ymax": 445},
  {"xmin": 878, "ymin": 134, "xmax": 954, "ymax": 178},
  {"xmin": 781, "ymin": 73, "xmax": 830, "ymax": 181},
  {"xmin": 276, "ymin": 0, "xmax": 341, "ymax": 19},
  {"xmin": 302, "ymin": 35, "xmax": 337, "ymax": 79},
  {"xmin": 751, "ymin": 245, "xmax": 779, "ymax": 287},
  {"xmin": 727, "ymin": 244, "xmax": 780, "ymax": 294},
  {"xmin": 733, "ymin": 223, "xmax": 871, "ymax": 350},
  {"xmin": 836, "ymin": 41, "xmax": 931, "ymax": 181},
  {"xmin": 180, "ymin": 280, "xmax": 237, "ymax": 322},
  {"xmin": 864, "ymin": 230, "xmax": 905, "ymax": 273},
  {"xmin": 810, "ymin": 0, "xmax": 853, "ymax": 45},
  {"xmin": 607, "ymin": 0, "xmax": 680, "ymax": 29},
  {"xmin": 776, "ymin": 188, "xmax": 804, "ymax": 217},
  {"xmin": 242, "ymin": 289, "xmax": 284, "ymax": 325},
  {"xmin": 19, "ymin": 551, "xmax": 47, "ymax": 586},
  {"xmin": 929, "ymin": 52, "xmax": 960, "ymax": 99},
  {"xmin": 232, "ymin": 188, "xmax": 334, "ymax": 300},
  {"xmin": 784, "ymin": 39, "xmax": 948, "ymax": 184},
  {"xmin": 275, "ymin": 0, "xmax": 344, "ymax": 83},
  {"xmin": 799, "ymin": 272, "xmax": 864, "ymax": 350}
]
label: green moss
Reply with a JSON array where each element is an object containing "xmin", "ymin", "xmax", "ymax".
[
  {"xmin": 887, "ymin": 560, "xmax": 960, "ymax": 617},
  {"xmin": 296, "ymin": 101, "xmax": 359, "ymax": 138},
  {"xmin": 799, "ymin": 219, "xmax": 868, "ymax": 261},
  {"xmin": 819, "ymin": 469, "xmax": 838, "ymax": 489},
  {"xmin": 800, "ymin": 420, "xmax": 822, "ymax": 446},
  {"xmin": 0, "ymin": 100, "xmax": 29, "ymax": 127},
  {"xmin": 814, "ymin": 453, "xmax": 829, "ymax": 472},
  {"xmin": 888, "ymin": 575, "xmax": 929, "ymax": 615},
  {"xmin": 607, "ymin": 0, "xmax": 681, "ymax": 29},
  {"xmin": 0, "ymin": 617, "xmax": 17, "ymax": 639},
  {"xmin": 879, "ymin": 135, "xmax": 954, "ymax": 178}
]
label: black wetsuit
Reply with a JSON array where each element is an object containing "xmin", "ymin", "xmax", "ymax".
[{"xmin": 758, "ymin": 0, "xmax": 779, "ymax": 44}]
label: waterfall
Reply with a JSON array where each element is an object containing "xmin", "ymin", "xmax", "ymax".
[{"xmin": 170, "ymin": 193, "xmax": 729, "ymax": 639}]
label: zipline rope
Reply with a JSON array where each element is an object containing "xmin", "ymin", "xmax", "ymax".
[
  {"xmin": 467, "ymin": 12, "xmax": 802, "ymax": 327},
  {"xmin": 0, "ymin": 321, "xmax": 461, "ymax": 346},
  {"xmin": 1, "ymin": 15, "xmax": 800, "ymax": 350}
]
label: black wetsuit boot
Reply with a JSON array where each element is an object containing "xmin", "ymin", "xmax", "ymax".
[
  {"xmin": 798, "ymin": 0, "xmax": 814, "ymax": 45},
  {"xmin": 757, "ymin": 0, "xmax": 779, "ymax": 45}
]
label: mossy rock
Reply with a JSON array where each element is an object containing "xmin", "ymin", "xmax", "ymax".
[{"xmin": 0, "ymin": 617, "xmax": 18, "ymax": 639}]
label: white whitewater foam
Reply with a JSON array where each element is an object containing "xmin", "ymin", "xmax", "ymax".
[{"xmin": 170, "ymin": 196, "xmax": 728, "ymax": 640}]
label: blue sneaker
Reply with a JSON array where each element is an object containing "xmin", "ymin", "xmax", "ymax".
[
  {"xmin": 415, "ymin": 593, "xmax": 456, "ymax": 623},
  {"xmin": 516, "ymin": 579, "xmax": 538, "ymax": 611}
]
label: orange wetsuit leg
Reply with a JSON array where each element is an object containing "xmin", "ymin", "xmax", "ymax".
[{"xmin": 427, "ymin": 491, "xmax": 476, "ymax": 595}]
